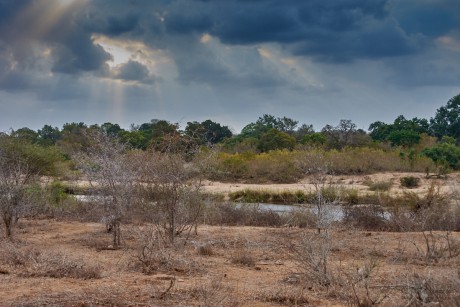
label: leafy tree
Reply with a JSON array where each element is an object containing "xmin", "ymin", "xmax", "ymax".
[
  {"xmin": 0, "ymin": 135, "xmax": 63, "ymax": 237},
  {"xmin": 185, "ymin": 119, "xmax": 232, "ymax": 145},
  {"xmin": 301, "ymin": 132, "xmax": 328, "ymax": 147},
  {"xmin": 37, "ymin": 125, "xmax": 61, "ymax": 146},
  {"xmin": 257, "ymin": 128, "xmax": 296, "ymax": 152},
  {"xmin": 295, "ymin": 123, "xmax": 315, "ymax": 140},
  {"xmin": 422, "ymin": 140, "xmax": 460, "ymax": 170},
  {"xmin": 430, "ymin": 93, "xmax": 460, "ymax": 143},
  {"xmin": 101, "ymin": 122, "xmax": 124, "ymax": 136},
  {"xmin": 369, "ymin": 115, "xmax": 429, "ymax": 148},
  {"xmin": 11, "ymin": 127, "xmax": 38, "ymax": 143},
  {"xmin": 387, "ymin": 130, "xmax": 421, "ymax": 147},
  {"xmin": 368, "ymin": 121, "xmax": 391, "ymax": 142},
  {"xmin": 240, "ymin": 115, "xmax": 298, "ymax": 139},
  {"xmin": 58, "ymin": 122, "xmax": 90, "ymax": 154}
]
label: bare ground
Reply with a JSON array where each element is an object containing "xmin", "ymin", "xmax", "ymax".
[
  {"xmin": 1, "ymin": 218, "xmax": 459, "ymax": 306},
  {"xmin": 1, "ymin": 172, "xmax": 459, "ymax": 306}
]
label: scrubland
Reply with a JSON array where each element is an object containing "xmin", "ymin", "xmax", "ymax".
[{"xmin": 1, "ymin": 172, "xmax": 459, "ymax": 306}]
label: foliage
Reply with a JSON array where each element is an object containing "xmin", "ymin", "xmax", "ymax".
[
  {"xmin": 257, "ymin": 128, "xmax": 296, "ymax": 152},
  {"xmin": 0, "ymin": 135, "xmax": 64, "ymax": 237},
  {"xmin": 422, "ymin": 142, "xmax": 460, "ymax": 170},
  {"xmin": 185, "ymin": 119, "xmax": 232, "ymax": 145},
  {"xmin": 430, "ymin": 93, "xmax": 460, "ymax": 143},
  {"xmin": 400, "ymin": 176, "xmax": 420, "ymax": 188},
  {"xmin": 369, "ymin": 115, "xmax": 429, "ymax": 144}
]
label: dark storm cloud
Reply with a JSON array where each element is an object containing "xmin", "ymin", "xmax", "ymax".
[
  {"xmin": 112, "ymin": 60, "xmax": 154, "ymax": 84},
  {"xmin": 0, "ymin": 0, "xmax": 459, "ymax": 133},
  {"xmin": 392, "ymin": 0, "xmax": 460, "ymax": 38}
]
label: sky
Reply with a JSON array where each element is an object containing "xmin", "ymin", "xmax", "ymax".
[{"xmin": 0, "ymin": 0, "xmax": 459, "ymax": 133}]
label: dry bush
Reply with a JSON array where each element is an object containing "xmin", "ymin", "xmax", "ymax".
[
  {"xmin": 206, "ymin": 203, "xmax": 285, "ymax": 227},
  {"xmin": 284, "ymin": 208, "xmax": 317, "ymax": 228},
  {"xmin": 342, "ymin": 205, "xmax": 388, "ymax": 231},
  {"xmin": 367, "ymin": 180, "xmax": 392, "ymax": 192},
  {"xmin": 410, "ymin": 231, "xmax": 460, "ymax": 263},
  {"xmin": 186, "ymin": 276, "xmax": 239, "ymax": 307},
  {"xmin": 231, "ymin": 250, "xmax": 256, "ymax": 267},
  {"xmin": 386, "ymin": 183, "xmax": 459, "ymax": 232},
  {"xmin": 257, "ymin": 285, "xmax": 310, "ymax": 305},
  {"xmin": 289, "ymin": 231, "xmax": 333, "ymax": 286},
  {"xmin": 196, "ymin": 243, "xmax": 214, "ymax": 256},
  {"xmin": 130, "ymin": 226, "xmax": 202, "ymax": 274},
  {"xmin": 400, "ymin": 176, "xmax": 421, "ymax": 188},
  {"xmin": 382, "ymin": 272, "xmax": 460, "ymax": 306},
  {"xmin": 0, "ymin": 242, "xmax": 101, "ymax": 279}
]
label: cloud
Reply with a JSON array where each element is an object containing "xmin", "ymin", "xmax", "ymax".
[
  {"xmin": 111, "ymin": 60, "xmax": 154, "ymax": 84},
  {"xmin": 0, "ymin": 0, "xmax": 459, "ymax": 132}
]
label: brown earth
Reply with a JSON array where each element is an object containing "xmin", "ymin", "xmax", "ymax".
[
  {"xmin": 1, "ymin": 172, "xmax": 459, "ymax": 306},
  {"xmin": 0, "ymin": 218, "xmax": 459, "ymax": 306}
]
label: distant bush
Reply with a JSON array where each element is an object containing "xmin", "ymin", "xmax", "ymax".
[
  {"xmin": 211, "ymin": 148, "xmax": 435, "ymax": 183},
  {"xmin": 400, "ymin": 176, "xmax": 420, "ymax": 188},
  {"xmin": 368, "ymin": 181, "xmax": 392, "ymax": 192}
]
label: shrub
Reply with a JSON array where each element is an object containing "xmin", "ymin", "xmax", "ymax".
[
  {"xmin": 400, "ymin": 176, "xmax": 420, "ymax": 188},
  {"xmin": 368, "ymin": 181, "xmax": 392, "ymax": 192},
  {"xmin": 231, "ymin": 252, "xmax": 255, "ymax": 267}
]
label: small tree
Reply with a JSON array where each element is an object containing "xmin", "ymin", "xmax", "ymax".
[
  {"xmin": 74, "ymin": 131, "xmax": 137, "ymax": 248},
  {"xmin": 0, "ymin": 135, "xmax": 62, "ymax": 238},
  {"xmin": 138, "ymin": 135, "xmax": 205, "ymax": 244},
  {"xmin": 297, "ymin": 152, "xmax": 338, "ymax": 233}
]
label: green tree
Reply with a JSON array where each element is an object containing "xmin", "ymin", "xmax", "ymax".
[
  {"xmin": 430, "ymin": 93, "xmax": 460, "ymax": 143},
  {"xmin": 185, "ymin": 119, "xmax": 232, "ymax": 145},
  {"xmin": 11, "ymin": 127, "xmax": 39, "ymax": 143},
  {"xmin": 257, "ymin": 128, "xmax": 296, "ymax": 152},
  {"xmin": 0, "ymin": 135, "xmax": 64, "ymax": 237},
  {"xmin": 37, "ymin": 125, "xmax": 61, "ymax": 146},
  {"xmin": 423, "ymin": 142, "xmax": 460, "ymax": 170},
  {"xmin": 387, "ymin": 130, "xmax": 421, "ymax": 147}
]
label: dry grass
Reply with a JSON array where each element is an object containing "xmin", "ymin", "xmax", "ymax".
[{"xmin": 1, "ymin": 218, "xmax": 460, "ymax": 306}]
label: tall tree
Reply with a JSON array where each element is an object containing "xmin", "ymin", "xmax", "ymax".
[{"xmin": 430, "ymin": 93, "xmax": 460, "ymax": 143}]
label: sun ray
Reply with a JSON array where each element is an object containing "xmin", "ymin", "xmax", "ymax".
[{"xmin": 12, "ymin": 0, "xmax": 87, "ymax": 39}]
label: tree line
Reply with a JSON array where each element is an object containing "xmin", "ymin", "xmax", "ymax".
[{"xmin": 4, "ymin": 93, "xmax": 460, "ymax": 170}]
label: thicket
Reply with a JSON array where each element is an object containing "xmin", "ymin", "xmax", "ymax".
[{"xmin": 211, "ymin": 148, "xmax": 434, "ymax": 183}]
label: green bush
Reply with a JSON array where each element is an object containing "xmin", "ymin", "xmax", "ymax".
[{"xmin": 400, "ymin": 176, "xmax": 420, "ymax": 188}]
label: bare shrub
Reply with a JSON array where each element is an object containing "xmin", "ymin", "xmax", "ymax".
[
  {"xmin": 74, "ymin": 130, "xmax": 138, "ymax": 248},
  {"xmin": 410, "ymin": 231, "xmax": 460, "ymax": 263},
  {"xmin": 231, "ymin": 250, "xmax": 255, "ymax": 267},
  {"xmin": 138, "ymin": 147, "xmax": 205, "ymax": 244},
  {"xmin": 258, "ymin": 285, "xmax": 310, "ymax": 305},
  {"xmin": 196, "ymin": 243, "xmax": 214, "ymax": 256},
  {"xmin": 0, "ymin": 242, "xmax": 101, "ymax": 279},
  {"xmin": 206, "ymin": 203, "xmax": 285, "ymax": 227},
  {"xmin": 130, "ymin": 226, "xmax": 201, "ymax": 274},
  {"xmin": 388, "ymin": 182, "xmax": 458, "ymax": 232},
  {"xmin": 284, "ymin": 208, "xmax": 316, "ymax": 228},
  {"xmin": 186, "ymin": 276, "xmax": 239, "ymax": 307},
  {"xmin": 345, "ymin": 257, "xmax": 387, "ymax": 306},
  {"xmin": 384, "ymin": 272, "xmax": 460, "ymax": 306},
  {"xmin": 289, "ymin": 231, "xmax": 333, "ymax": 286},
  {"xmin": 342, "ymin": 205, "xmax": 388, "ymax": 231},
  {"xmin": 368, "ymin": 180, "xmax": 392, "ymax": 192}
]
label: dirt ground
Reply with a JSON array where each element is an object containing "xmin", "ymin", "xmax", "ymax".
[
  {"xmin": 0, "ymin": 218, "xmax": 459, "ymax": 306},
  {"xmin": 1, "ymin": 172, "xmax": 459, "ymax": 306}
]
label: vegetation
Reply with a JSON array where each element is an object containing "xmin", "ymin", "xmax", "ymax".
[{"xmin": 1, "ymin": 94, "xmax": 460, "ymax": 305}]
